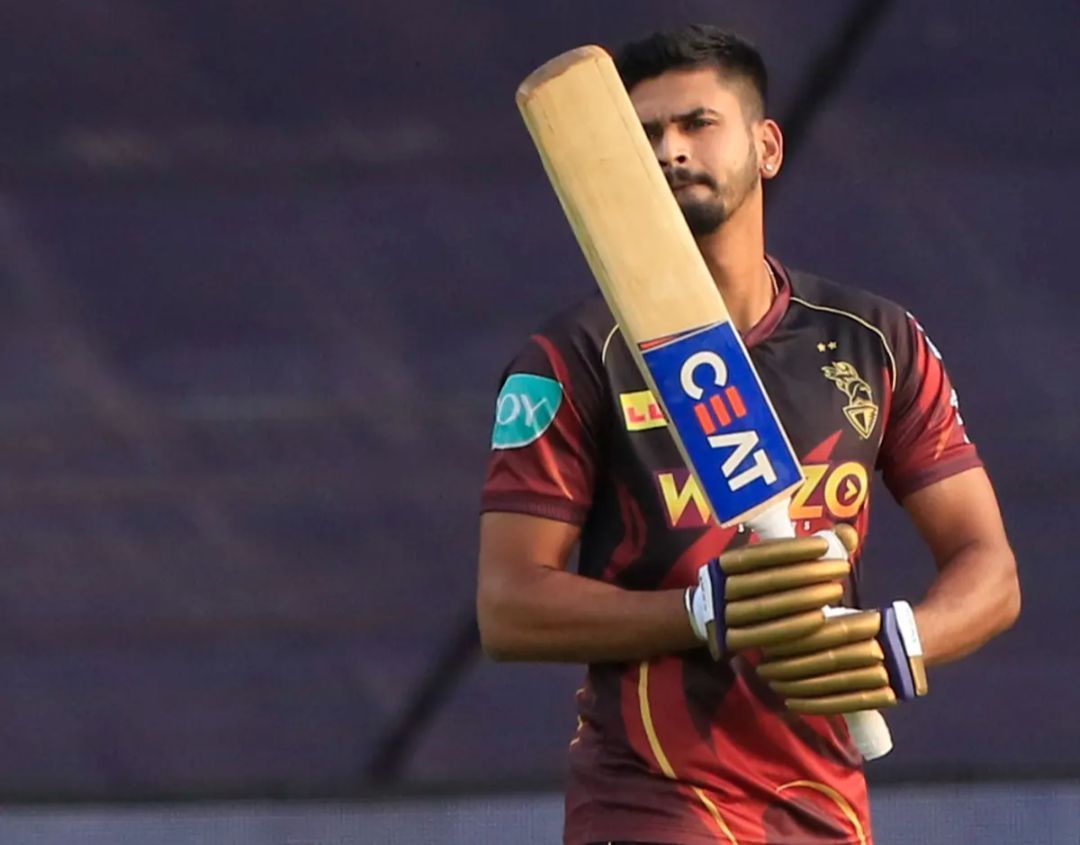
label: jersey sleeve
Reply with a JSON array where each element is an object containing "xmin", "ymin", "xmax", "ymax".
[
  {"xmin": 878, "ymin": 312, "xmax": 982, "ymax": 501},
  {"xmin": 480, "ymin": 327, "xmax": 607, "ymax": 525}
]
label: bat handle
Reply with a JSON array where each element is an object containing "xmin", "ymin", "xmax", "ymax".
[
  {"xmin": 746, "ymin": 500, "xmax": 894, "ymax": 762},
  {"xmin": 845, "ymin": 709, "xmax": 893, "ymax": 761}
]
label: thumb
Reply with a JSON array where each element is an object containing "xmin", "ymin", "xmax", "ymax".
[{"xmin": 834, "ymin": 523, "xmax": 860, "ymax": 555}]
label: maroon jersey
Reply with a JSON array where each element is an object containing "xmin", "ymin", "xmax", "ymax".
[{"xmin": 481, "ymin": 259, "xmax": 980, "ymax": 845}]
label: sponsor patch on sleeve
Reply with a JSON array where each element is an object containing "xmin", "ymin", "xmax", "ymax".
[
  {"xmin": 619, "ymin": 390, "xmax": 667, "ymax": 431},
  {"xmin": 491, "ymin": 373, "xmax": 563, "ymax": 449}
]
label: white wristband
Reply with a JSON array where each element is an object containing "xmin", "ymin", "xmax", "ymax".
[
  {"xmin": 891, "ymin": 600, "xmax": 924, "ymax": 658},
  {"xmin": 686, "ymin": 585, "xmax": 709, "ymax": 642}
]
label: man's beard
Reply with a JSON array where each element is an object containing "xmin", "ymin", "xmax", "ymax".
[{"xmin": 669, "ymin": 149, "xmax": 760, "ymax": 236}]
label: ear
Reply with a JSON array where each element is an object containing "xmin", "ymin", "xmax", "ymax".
[{"xmin": 758, "ymin": 119, "xmax": 784, "ymax": 180}]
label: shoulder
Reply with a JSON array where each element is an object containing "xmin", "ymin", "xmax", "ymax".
[
  {"xmin": 496, "ymin": 293, "xmax": 618, "ymax": 420},
  {"xmin": 787, "ymin": 267, "xmax": 910, "ymax": 331},
  {"xmin": 535, "ymin": 292, "xmax": 617, "ymax": 344},
  {"xmin": 528, "ymin": 292, "xmax": 620, "ymax": 368},
  {"xmin": 784, "ymin": 267, "xmax": 915, "ymax": 382}
]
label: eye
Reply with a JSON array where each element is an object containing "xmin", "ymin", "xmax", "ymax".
[{"xmin": 686, "ymin": 116, "xmax": 714, "ymax": 131}]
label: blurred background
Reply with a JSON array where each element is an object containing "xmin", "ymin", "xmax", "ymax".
[{"xmin": 0, "ymin": 0, "xmax": 1077, "ymax": 841}]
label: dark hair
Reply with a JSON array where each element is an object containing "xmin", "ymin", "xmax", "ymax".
[{"xmin": 614, "ymin": 24, "xmax": 768, "ymax": 119}]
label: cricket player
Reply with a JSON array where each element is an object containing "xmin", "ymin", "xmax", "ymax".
[{"xmin": 477, "ymin": 24, "xmax": 1020, "ymax": 845}]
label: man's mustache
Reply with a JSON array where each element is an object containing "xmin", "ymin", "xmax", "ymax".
[{"xmin": 664, "ymin": 167, "xmax": 718, "ymax": 191}]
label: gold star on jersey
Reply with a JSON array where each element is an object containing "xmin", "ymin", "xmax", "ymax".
[{"xmin": 822, "ymin": 361, "xmax": 879, "ymax": 439}]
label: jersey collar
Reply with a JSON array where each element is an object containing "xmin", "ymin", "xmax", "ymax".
[{"xmin": 743, "ymin": 254, "xmax": 791, "ymax": 349}]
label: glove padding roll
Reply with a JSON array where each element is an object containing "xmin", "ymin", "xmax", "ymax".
[
  {"xmin": 757, "ymin": 601, "xmax": 929, "ymax": 714},
  {"xmin": 688, "ymin": 532, "xmax": 852, "ymax": 660}
]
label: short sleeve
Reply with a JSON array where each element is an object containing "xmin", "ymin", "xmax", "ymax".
[
  {"xmin": 480, "ymin": 329, "xmax": 607, "ymax": 525},
  {"xmin": 878, "ymin": 312, "xmax": 982, "ymax": 501}
]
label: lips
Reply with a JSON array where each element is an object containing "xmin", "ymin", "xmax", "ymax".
[{"xmin": 666, "ymin": 167, "xmax": 718, "ymax": 193}]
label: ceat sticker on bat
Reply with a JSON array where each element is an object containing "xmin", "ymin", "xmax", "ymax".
[{"xmin": 641, "ymin": 322, "xmax": 802, "ymax": 526}]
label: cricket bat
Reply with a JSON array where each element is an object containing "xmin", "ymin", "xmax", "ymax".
[{"xmin": 516, "ymin": 45, "xmax": 892, "ymax": 761}]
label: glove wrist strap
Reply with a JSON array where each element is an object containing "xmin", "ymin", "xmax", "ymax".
[
  {"xmin": 686, "ymin": 586, "xmax": 708, "ymax": 643},
  {"xmin": 880, "ymin": 600, "xmax": 929, "ymax": 699},
  {"xmin": 891, "ymin": 600, "xmax": 929, "ymax": 696},
  {"xmin": 891, "ymin": 600, "xmax": 923, "ymax": 657}
]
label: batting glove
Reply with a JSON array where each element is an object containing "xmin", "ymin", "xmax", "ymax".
[
  {"xmin": 756, "ymin": 601, "xmax": 929, "ymax": 714},
  {"xmin": 686, "ymin": 531, "xmax": 853, "ymax": 660}
]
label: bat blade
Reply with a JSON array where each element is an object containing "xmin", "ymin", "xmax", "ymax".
[
  {"xmin": 517, "ymin": 45, "xmax": 892, "ymax": 761},
  {"xmin": 516, "ymin": 45, "xmax": 801, "ymax": 528}
]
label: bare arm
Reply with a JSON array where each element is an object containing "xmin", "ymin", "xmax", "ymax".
[
  {"xmin": 476, "ymin": 511, "xmax": 698, "ymax": 662},
  {"xmin": 904, "ymin": 467, "xmax": 1020, "ymax": 667}
]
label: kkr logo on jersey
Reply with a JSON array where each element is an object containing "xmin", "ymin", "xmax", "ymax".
[
  {"xmin": 640, "ymin": 323, "xmax": 802, "ymax": 526},
  {"xmin": 655, "ymin": 460, "xmax": 869, "ymax": 529},
  {"xmin": 822, "ymin": 361, "xmax": 879, "ymax": 440}
]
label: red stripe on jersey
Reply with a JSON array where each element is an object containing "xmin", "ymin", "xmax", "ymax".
[
  {"xmin": 528, "ymin": 335, "xmax": 583, "ymax": 502},
  {"xmin": 879, "ymin": 316, "xmax": 981, "ymax": 499},
  {"xmin": 803, "ymin": 430, "xmax": 843, "ymax": 464},
  {"xmin": 840, "ymin": 506, "xmax": 873, "ymax": 607},
  {"xmin": 628, "ymin": 657, "xmax": 747, "ymax": 838},
  {"xmin": 603, "ymin": 483, "xmax": 647, "ymax": 581},
  {"xmin": 877, "ymin": 363, "xmax": 895, "ymax": 445},
  {"xmin": 531, "ymin": 334, "xmax": 583, "ymax": 433},
  {"xmin": 659, "ymin": 522, "xmax": 739, "ymax": 590},
  {"xmin": 933, "ymin": 416, "xmax": 957, "ymax": 460}
]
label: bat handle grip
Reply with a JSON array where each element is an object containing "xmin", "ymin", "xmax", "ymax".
[
  {"xmin": 845, "ymin": 709, "xmax": 893, "ymax": 761},
  {"xmin": 746, "ymin": 500, "xmax": 894, "ymax": 762}
]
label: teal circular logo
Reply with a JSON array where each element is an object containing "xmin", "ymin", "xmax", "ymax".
[{"xmin": 491, "ymin": 374, "xmax": 564, "ymax": 449}]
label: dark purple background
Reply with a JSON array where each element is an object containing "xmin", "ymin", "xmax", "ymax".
[{"xmin": 0, "ymin": 1, "xmax": 1075, "ymax": 798}]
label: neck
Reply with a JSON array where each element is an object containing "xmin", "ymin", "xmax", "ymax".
[{"xmin": 695, "ymin": 196, "xmax": 773, "ymax": 334}]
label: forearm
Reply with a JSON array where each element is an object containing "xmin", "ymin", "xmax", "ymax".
[
  {"xmin": 913, "ymin": 539, "xmax": 1020, "ymax": 667},
  {"xmin": 478, "ymin": 564, "xmax": 698, "ymax": 662}
]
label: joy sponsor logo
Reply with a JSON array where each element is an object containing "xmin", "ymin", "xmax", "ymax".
[{"xmin": 491, "ymin": 373, "xmax": 563, "ymax": 449}]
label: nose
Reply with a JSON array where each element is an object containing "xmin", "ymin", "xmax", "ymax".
[{"xmin": 655, "ymin": 128, "xmax": 689, "ymax": 168}]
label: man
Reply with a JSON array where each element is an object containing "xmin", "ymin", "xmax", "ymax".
[{"xmin": 478, "ymin": 24, "xmax": 1019, "ymax": 845}]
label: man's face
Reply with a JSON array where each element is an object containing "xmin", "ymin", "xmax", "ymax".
[{"xmin": 629, "ymin": 67, "xmax": 761, "ymax": 236}]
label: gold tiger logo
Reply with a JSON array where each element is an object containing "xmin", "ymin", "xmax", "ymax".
[{"xmin": 822, "ymin": 361, "xmax": 879, "ymax": 439}]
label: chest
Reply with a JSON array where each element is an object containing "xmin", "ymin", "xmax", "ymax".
[{"xmin": 602, "ymin": 308, "xmax": 893, "ymax": 530}]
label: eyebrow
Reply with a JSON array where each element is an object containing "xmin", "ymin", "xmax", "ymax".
[{"xmin": 640, "ymin": 107, "xmax": 722, "ymax": 136}]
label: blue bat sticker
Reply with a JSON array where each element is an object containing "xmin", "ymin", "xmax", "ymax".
[{"xmin": 641, "ymin": 322, "xmax": 803, "ymax": 526}]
